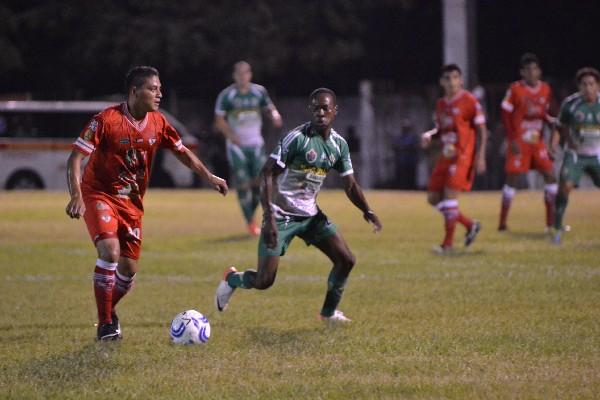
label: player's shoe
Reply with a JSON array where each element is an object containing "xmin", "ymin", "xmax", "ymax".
[
  {"xmin": 111, "ymin": 311, "xmax": 122, "ymax": 337},
  {"xmin": 247, "ymin": 220, "xmax": 260, "ymax": 236},
  {"xmin": 498, "ymin": 224, "xmax": 508, "ymax": 232},
  {"xmin": 96, "ymin": 322, "xmax": 122, "ymax": 341},
  {"xmin": 431, "ymin": 244, "xmax": 453, "ymax": 255},
  {"xmin": 215, "ymin": 266, "xmax": 237, "ymax": 312},
  {"xmin": 319, "ymin": 310, "xmax": 352, "ymax": 324},
  {"xmin": 465, "ymin": 221, "xmax": 482, "ymax": 247},
  {"xmin": 552, "ymin": 230, "xmax": 562, "ymax": 245}
]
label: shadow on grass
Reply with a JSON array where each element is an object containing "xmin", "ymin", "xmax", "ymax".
[
  {"xmin": 18, "ymin": 343, "xmax": 120, "ymax": 389},
  {"xmin": 505, "ymin": 231, "xmax": 551, "ymax": 240},
  {"xmin": 206, "ymin": 233, "xmax": 254, "ymax": 243},
  {"xmin": 246, "ymin": 326, "xmax": 325, "ymax": 348}
]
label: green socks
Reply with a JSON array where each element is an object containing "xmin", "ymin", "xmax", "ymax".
[
  {"xmin": 227, "ymin": 270, "xmax": 257, "ymax": 289},
  {"xmin": 321, "ymin": 270, "xmax": 348, "ymax": 317},
  {"xmin": 554, "ymin": 192, "xmax": 568, "ymax": 230}
]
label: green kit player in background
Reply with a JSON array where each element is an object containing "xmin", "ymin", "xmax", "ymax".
[
  {"xmin": 215, "ymin": 88, "xmax": 382, "ymax": 323},
  {"xmin": 214, "ymin": 61, "xmax": 283, "ymax": 235},
  {"xmin": 552, "ymin": 67, "xmax": 600, "ymax": 244}
]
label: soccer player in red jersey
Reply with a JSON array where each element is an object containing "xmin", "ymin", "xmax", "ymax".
[
  {"xmin": 65, "ymin": 66, "xmax": 228, "ymax": 340},
  {"xmin": 421, "ymin": 64, "xmax": 487, "ymax": 253},
  {"xmin": 498, "ymin": 53, "xmax": 558, "ymax": 231}
]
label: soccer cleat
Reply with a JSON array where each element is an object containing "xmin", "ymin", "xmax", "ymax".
[
  {"xmin": 431, "ymin": 244, "xmax": 453, "ymax": 255},
  {"xmin": 319, "ymin": 310, "xmax": 352, "ymax": 324},
  {"xmin": 247, "ymin": 220, "xmax": 260, "ymax": 236},
  {"xmin": 111, "ymin": 311, "xmax": 122, "ymax": 336},
  {"xmin": 96, "ymin": 322, "xmax": 122, "ymax": 341},
  {"xmin": 215, "ymin": 267, "xmax": 237, "ymax": 312},
  {"xmin": 465, "ymin": 221, "xmax": 482, "ymax": 247},
  {"xmin": 498, "ymin": 224, "xmax": 507, "ymax": 232},
  {"xmin": 552, "ymin": 231, "xmax": 562, "ymax": 245}
]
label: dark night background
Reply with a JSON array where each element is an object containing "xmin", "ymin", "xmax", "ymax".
[{"xmin": 1, "ymin": 0, "xmax": 599, "ymax": 100}]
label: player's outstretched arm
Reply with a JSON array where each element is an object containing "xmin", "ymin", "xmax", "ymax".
[
  {"xmin": 342, "ymin": 174, "xmax": 382, "ymax": 233},
  {"xmin": 259, "ymin": 158, "xmax": 282, "ymax": 249},
  {"xmin": 173, "ymin": 148, "xmax": 228, "ymax": 195},
  {"xmin": 65, "ymin": 149, "xmax": 86, "ymax": 219},
  {"xmin": 420, "ymin": 128, "xmax": 438, "ymax": 148},
  {"xmin": 266, "ymin": 106, "xmax": 283, "ymax": 129}
]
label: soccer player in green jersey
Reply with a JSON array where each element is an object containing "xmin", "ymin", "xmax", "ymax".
[
  {"xmin": 214, "ymin": 61, "xmax": 283, "ymax": 236},
  {"xmin": 552, "ymin": 67, "xmax": 600, "ymax": 244},
  {"xmin": 215, "ymin": 88, "xmax": 382, "ymax": 323}
]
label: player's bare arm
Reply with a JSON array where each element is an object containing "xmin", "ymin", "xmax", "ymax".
[
  {"xmin": 265, "ymin": 105, "xmax": 283, "ymax": 129},
  {"xmin": 214, "ymin": 115, "xmax": 241, "ymax": 146},
  {"xmin": 65, "ymin": 149, "xmax": 87, "ymax": 219},
  {"xmin": 259, "ymin": 157, "xmax": 282, "ymax": 249},
  {"xmin": 173, "ymin": 148, "xmax": 228, "ymax": 195},
  {"xmin": 342, "ymin": 174, "xmax": 382, "ymax": 233},
  {"xmin": 420, "ymin": 128, "xmax": 438, "ymax": 148},
  {"xmin": 475, "ymin": 125, "xmax": 488, "ymax": 174}
]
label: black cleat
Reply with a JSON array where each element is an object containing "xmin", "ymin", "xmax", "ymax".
[
  {"xmin": 97, "ymin": 321, "xmax": 122, "ymax": 341},
  {"xmin": 465, "ymin": 221, "xmax": 482, "ymax": 247},
  {"xmin": 111, "ymin": 311, "xmax": 122, "ymax": 337}
]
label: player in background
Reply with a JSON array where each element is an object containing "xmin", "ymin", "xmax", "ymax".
[
  {"xmin": 552, "ymin": 67, "xmax": 600, "ymax": 244},
  {"xmin": 66, "ymin": 66, "xmax": 228, "ymax": 340},
  {"xmin": 498, "ymin": 53, "xmax": 558, "ymax": 232},
  {"xmin": 214, "ymin": 88, "xmax": 382, "ymax": 323},
  {"xmin": 421, "ymin": 64, "xmax": 487, "ymax": 253},
  {"xmin": 214, "ymin": 61, "xmax": 283, "ymax": 236}
]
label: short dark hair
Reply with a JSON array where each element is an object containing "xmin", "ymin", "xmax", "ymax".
[
  {"xmin": 440, "ymin": 64, "xmax": 462, "ymax": 77},
  {"xmin": 309, "ymin": 87, "xmax": 337, "ymax": 103},
  {"xmin": 520, "ymin": 52, "xmax": 540, "ymax": 68},
  {"xmin": 575, "ymin": 67, "xmax": 600, "ymax": 84},
  {"xmin": 125, "ymin": 66, "xmax": 159, "ymax": 92}
]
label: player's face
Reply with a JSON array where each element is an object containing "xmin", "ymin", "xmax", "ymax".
[
  {"xmin": 133, "ymin": 75, "xmax": 162, "ymax": 112},
  {"xmin": 440, "ymin": 70, "xmax": 463, "ymax": 96},
  {"xmin": 233, "ymin": 64, "xmax": 252, "ymax": 87},
  {"xmin": 579, "ymin": 75, "xmax": 600, "ymax": 101},
  {"xmin": 520, "ymin": 63, "xmax": 541, "ymax": 85},
  {"xmin": 310, "ymin": 93, "xmax": 337, "ymax": 133}
]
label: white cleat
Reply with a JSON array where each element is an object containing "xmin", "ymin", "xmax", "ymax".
[
  {"xmin": 215, "ymin": 267, "xmax": 237, "ymax": 312},
  {"xmin": 319, "ymin": 310, "xmax": 352, "ymax": 324}
]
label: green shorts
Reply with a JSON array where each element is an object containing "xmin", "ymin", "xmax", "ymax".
[
  {"xmin": 258, "ymin": 211, "xmax": 338, "ymax": 257},
  {"xmin": 559, "ymin": 151, "xmax": 600, "ymax": 187},
  {"xmin": 227, "ymin": 144, "xmax": 267, "ymax": 187}
]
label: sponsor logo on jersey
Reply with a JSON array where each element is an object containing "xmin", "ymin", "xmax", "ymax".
[
  {"xmin": 101, "ymin": 215, "xmax": 111, "ymax": 223},
  {"xmin": 305, "ymin": 148, "xmax": 317, "ymax": 163},
  {"xmin": 96, "ymin": 201, "xmax": 109, "ymax": 210},
  {"xmin": 149, "ymin": 138, "xmax": 157, "ymax": 145},
  {"xmin": 135, "ymin": 138, "xmax": 144, "ymax": 144},
  {"xmin": 120, "ymin": 138, "xmax": 130, "ymax": 145}
]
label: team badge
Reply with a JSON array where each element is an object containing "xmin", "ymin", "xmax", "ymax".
[
  {"xmin": 96, "ymin": 201, "xmax": 109, "ymax": 210},
  {"xmin": 89, "ymin": 120, "xmax": 98, "ymax": 132},
  {"xmin": 83, "ymin": 128, "xmax": 94, "ymax": 141},
  {"xmin": 305, "ymin": 148, "xmax": 317, "ymax": 163},
  {"xmin": 575, "ymin": 111, "xmax": 585, "ymax": 122},
  {"xmin": 149, "ymin": 138, "xmax": 157, "ymax": 145}
]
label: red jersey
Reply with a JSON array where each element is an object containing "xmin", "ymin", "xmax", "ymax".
[
  {"xmin": 501, "ymin": 80, "xmax": 553, "ymax": 143},
  {"xmin": 73, "ymin": 103, "xmax": 186, "ymax": 214},
  {"xmin": 434, "ymin": 90, "xmax": 486, "ymax": 161}
]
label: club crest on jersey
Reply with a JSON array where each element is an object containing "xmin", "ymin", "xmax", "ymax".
[
  {"xmin": 575, "ymin": 111, "xmax": 585, "ymax": 122},
  {"xmin": 306, "ymin": 148, "xmax": 317, "ymax": 163},
  {"xmin": 149, "ymin": 138, "xmax": 157, "ymax": 145}
]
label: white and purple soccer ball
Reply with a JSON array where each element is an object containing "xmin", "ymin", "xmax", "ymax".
[{"xmin": 169, "ymin": 310, "xmax": 211, "ymax": 345}]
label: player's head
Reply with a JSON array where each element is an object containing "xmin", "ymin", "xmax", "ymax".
[
  {"xmin": 308, "ymin": 88, "xmax": 337, "ymax": 134},
  {"xmin": 125, "ymin": 66, "xmax": 162, "ymax": 112},
  {"xmin": 519, "ymin": 53, "xmax": 541, "ymax": 84},
  {"xmin": 576, "ymin": 67, "xmax": 600, "ymax": 100},
  {"xmin": 233, "ymin": 61, "xmax": 252, "ymax": 87},
  {"xmin": 439, "ymin": 64, "xmax": 463, "ymax": 95}
]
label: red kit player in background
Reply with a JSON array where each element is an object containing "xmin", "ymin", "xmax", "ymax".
[
  {"xmin": 498, "ymin": 53, "xmax": 558, "ymax": 232},
  {"xmin": 421, "ymin": 64, "xmax": 487, "ymax": 253},
  {"xmin": 65, "ymin": 66, "xmax": 228, "ymax": 340}
]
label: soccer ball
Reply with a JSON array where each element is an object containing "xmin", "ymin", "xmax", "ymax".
[{"xmin": 169, "ymin": 310, "xmax": 211, "ymax": 345}]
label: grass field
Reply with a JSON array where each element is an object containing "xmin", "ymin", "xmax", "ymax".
[{"xmin": 1, "ymin": 189, "xmax": 599, "ymax": 399}]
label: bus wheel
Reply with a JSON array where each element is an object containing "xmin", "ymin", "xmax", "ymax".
[{"xmin": 6, "ymin": 170, "xmax": 45, "ymax": 190}]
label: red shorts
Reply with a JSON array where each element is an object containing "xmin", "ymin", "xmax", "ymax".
[
  {"xmin": 505, "ymin": 139, "xmax": 553, "ymax": 175},
  {"xmin": 428, "ymin": 154, "xmax": 475, "ymax": 192},
  {"xmin": 83, "ymin": 193, "xmax": 143, "ymax": 260}
]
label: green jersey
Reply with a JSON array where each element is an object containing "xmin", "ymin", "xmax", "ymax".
[
  {"xmin": 215, "ymin": 83, "xmax": 274, "ymax": 147},
  {"xmin": 269, "ymin": 123, "xmax": 354, "ymax": 218},
  {"xmin": 558, "ymin": 92, "xmax": 600, "ymax": 156}
]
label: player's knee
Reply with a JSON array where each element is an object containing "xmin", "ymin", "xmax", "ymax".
[
  {"xmin": 254, "ymin": 275, "xmax": 275, "ymax": 290},
  {"xmin": 340, "ymin": 252, "xmax": 356, "ymax": 272},
  {"xmin": 427, "ymin": 193, "xmax": 439, "ymax": 206},
  {"xmin": 98, "ymin": 247, "xmax": 119, "ymax": 263}
]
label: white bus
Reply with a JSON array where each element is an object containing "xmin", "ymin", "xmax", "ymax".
[{"xmin": 0, "ymin": 101, "xmax": 198, "ymax": 190}]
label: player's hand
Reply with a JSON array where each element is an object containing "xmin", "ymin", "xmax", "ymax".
[
  {"xmin": 510, "ymin": 140, "xmax": 520, "ymax": 156},
  {"xmin": 476, "ymin": 154, "xmax": 486, "ymax": 175},
  {"xmin": 66, "ymin": 195, "xmax": 85, "ymax": 219},
  {"xmin": 262, "ymin": 217, "xmax": 278, "ymax": 249},
  {"xmin": 271, "ymin": 109, "xmax": 283, "ymax": 129},
  {"xmin": 363, "ymin": 211, "xmax": 382, "ymax": 233},
  {"xmin": 229, "ymin": 136, "xmax": 242, "ymax": 146},
  {"xmin": 420, "ymin": 134, "xmax": 432, "ymax": 149},
  {"xmin": 208, "ymin": 175, "xmax": 228, "ymax": 195}
]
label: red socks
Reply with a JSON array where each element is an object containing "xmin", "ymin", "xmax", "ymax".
[{"xmin": 93, "ymin": 259, "xmax": 117, "ymax": 325}]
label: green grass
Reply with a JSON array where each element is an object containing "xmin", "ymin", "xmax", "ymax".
[{"xmin": 1, "ymin": 189, "xmax": 599, "ymax": 399}]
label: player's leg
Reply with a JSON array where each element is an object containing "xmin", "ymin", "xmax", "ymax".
[
  {"xmin": 248, "ymin": 146, "xmax": 267, "ymax": 231},
  {"xmin": 111, "ymin": 214, "xmax": 142, "ymax": 308},
  {"xmin": 228, "ymin": 143, "xmax": 257, "ymax": 233},
  {"xmin": 532, "ymin": 142, "xmax": 557, "ymax": 230},
  {"xmin": 313, "ymin": 232, "xmax": 356, "ymax": 321},
  {"xmin": 499, "ymin": 174, "xmax": 519, "ymax": 231},
  {"xmin": 499, "ymin": 141, "xmax": 528, "ymax": 231},
  {"xmin": 426, "ymin": 162, "xmax": 454, "ymax": 251},
  {"xmin": 554, "ymin": 152, "xmax": 581, "ymax": 242},
  {"xmin": 446, "ymin": 160, "xmax": 480, "ymax": 247}
]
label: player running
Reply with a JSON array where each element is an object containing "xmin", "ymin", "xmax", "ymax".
[
  {"xmin": 421, "ymin": 64, "xmax": 487, "ymax": 253},
  {"xmin": 66, "ymin": 66, "xmax": 228, "ymax": 341},
  {"xmin": 552, "ymin": 67, "xmax": 600, "ymax": 244},
  {"xmin": 498, "ymin": 53, "xmax": 558, "ymax": 232},
  {"xmin": 215, "ymin": 88, "xmax": 382, "ymax": 323},
  {"xmin": 214, "ymin": 61, "xmax": 283, "ymax": 236}
]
